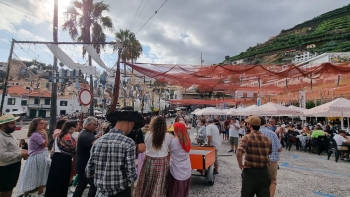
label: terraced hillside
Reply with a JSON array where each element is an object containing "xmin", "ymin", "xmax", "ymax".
[{"xmin": 225, "ymin": 4, "xmax": 350, "ymax": 64}]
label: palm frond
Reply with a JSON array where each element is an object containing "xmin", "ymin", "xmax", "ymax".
[
  {"xmin": 92, "ymin": 2, "xmax": 110, "ymax": 18},
  {"xmin": 100, "ymin": 16, "xmax": 114, "ymax": 31},
  {"xmin": 73, "ymin": 0, "xmax": 83, "ymax": 9}
]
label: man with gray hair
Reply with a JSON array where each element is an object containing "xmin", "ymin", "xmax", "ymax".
[{"xmin": 73, "ymin": 117, "xmax": 98, "ymax": 197}]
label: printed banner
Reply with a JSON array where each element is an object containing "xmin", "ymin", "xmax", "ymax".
[{"xmin": 299, "ymin": 90, "xmax": 306, "ymax": 109}]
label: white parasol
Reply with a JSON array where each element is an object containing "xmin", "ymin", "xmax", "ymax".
[{"xmin": 244, "ymin": 102, "xmax": 302, "ymax": 116}]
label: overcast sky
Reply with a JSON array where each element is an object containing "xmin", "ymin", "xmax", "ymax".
[{"xmin": 0, "ymin": 0, "xmax": 348, "ymax": 68}]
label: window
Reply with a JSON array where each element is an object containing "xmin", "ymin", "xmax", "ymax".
[
  {"xmin": 44, "ymin": 99, "xmax": 50, "ymax": 105},
  {"xmin": 21, "ymin": 100, "xmax": 27, "ymax": 106},
  {"xmin": 7, "ymin": 98, "xmax": 15, "ymax": 105},
  {"xmin": 60, "ymin": 101, "xmax": 68, "ymax": 106},
  {"xmin": 34, "ymin": 98, "xmax": 40, "ymax": 104}
]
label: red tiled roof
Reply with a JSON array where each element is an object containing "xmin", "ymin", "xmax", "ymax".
[
  {"xmin": 0, "ymin": 86, "xmax": 29, "ymax": 96},
  {"xmin": 29, "ymin": 91, "xmax": 51, "ymax": 98}
]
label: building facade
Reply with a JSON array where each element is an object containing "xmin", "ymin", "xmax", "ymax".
[{"xmin": 0, "ymin": 86, "xmax": 29, "ymax": 114}]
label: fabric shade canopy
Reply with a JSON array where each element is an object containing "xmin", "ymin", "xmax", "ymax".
[
  {"xmin": 303, "ymin": 98, "xmax": 350, "ymax": 117},
  {"xmin": 243, "ymin": 103, "xmax": 302, "ymax": 116},
  {"xmin": 193, "ymin": 107, "xmax": 227, "ymax": 116}
]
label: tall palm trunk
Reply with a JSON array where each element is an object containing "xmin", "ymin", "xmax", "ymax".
[
  {"xmin": 49, "ymin": 0, "xmax": 58, "ymax": 139},
  {"xmin": 83, "ymin": 3, "xmax": 94, "ymax": 116}
]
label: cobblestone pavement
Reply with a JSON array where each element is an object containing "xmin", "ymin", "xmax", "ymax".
[{"xmin": 11, "ymin": 126, "xmax": 350, "ymax": 197}]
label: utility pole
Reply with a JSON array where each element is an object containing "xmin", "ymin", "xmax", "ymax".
[
  {"xmin": 49, "ymin": 0, "xmax": 58, "ymax": 138},
  {"xmin": 201, "ymin": 52, "xmax": 204, "ymax": 68},
  {"xmin": 0, "ymin": 39, "xmax": 15, "ymax": 116}
]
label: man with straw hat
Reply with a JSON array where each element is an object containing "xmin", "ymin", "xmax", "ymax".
[
  {"xmin": 0, "ymin": 114, "xmax": 29, "ymax": 197},
  {"xmin": 86, "ymin": 107, "xmax": 144, "ymax": 197}
]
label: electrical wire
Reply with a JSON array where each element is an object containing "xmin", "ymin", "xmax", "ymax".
[
  {"xmin": 135, "ymin": 0, "xmax": 168, "ymax": 35},
  {"xmin": 0, "ymin": 1, "xmax": 52, "ymax": 24},
  {"xmin": 132, "ymin": 0, "xmax": 151, "ymax": 31},
  {"xmin": 129, "ymin": 0, "xmax": 145, "ymax": 30}
]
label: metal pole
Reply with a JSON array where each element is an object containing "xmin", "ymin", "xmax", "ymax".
[
  {"xmin": 48, "ymin": 0, "xmax": 58, "ymax": 138},
  {"xmin": 0, "ymin": 39, "xmax": 15, "ymax": 115},
  {"xmin": 110, "ymin": 49, "xmax": 121, "ymax": 113}
]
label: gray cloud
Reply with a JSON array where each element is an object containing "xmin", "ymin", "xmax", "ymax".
[{"xmin": 0, "ymin": 0, "xmax": 349, "ymax": 65}]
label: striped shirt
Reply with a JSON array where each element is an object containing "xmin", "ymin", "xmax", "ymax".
[
  {"xmin": 237, "ymin": 130, "xmax": 272, "ymax": 168},
  {"xmin": 260, "ymin": 126, "xmax": 282, "ymax": 162}
]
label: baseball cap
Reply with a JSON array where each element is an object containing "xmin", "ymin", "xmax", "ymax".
[{"xmin": 245, "ymin": 116, "xmax": 261, "ymax": 126}]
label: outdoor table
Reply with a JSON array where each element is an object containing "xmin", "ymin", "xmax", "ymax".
[{"xmin": 297, "ymin": 135, "xmax": 311, "ymax": 146}]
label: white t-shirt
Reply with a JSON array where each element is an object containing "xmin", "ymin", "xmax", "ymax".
[
  {"xmin": 229, "ymin": 123, "xmax": 240, "ymax": 137},
  {"xmin": 333, "ymin": 134, "xmax": 347, "ymax": 148},
  {"xmin": 206, "ymin": 124, "xmax": 221, "ymax": 150},
  {"xmin": 145, "ymin": 132, "xmax": 173, "ymax": 157}
]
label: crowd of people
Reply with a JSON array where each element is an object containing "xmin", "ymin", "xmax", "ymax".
[{"xmin": 1, "ymin": 108, "xmax": 350, "ymax": 197}]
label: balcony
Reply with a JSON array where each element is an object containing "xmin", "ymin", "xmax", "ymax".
[{"xmin": 28, "ymin": 104, "xmax": 51, "ymax": 109}]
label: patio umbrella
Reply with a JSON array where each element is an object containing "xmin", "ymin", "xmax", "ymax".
[
  {"xmin": 194, "ymin": 107, "xmax": 227, "ymax": 116},
  {"xmin": 304, "ymin": 98, "xmax": 350, "ymax": 128},
  {"xmin": 244, "ymin": 102, "xmax": 302, "ymax": 116},
  {"xmin": 190, "ymin": 108, "xmax": 202, "ymax": 115}
]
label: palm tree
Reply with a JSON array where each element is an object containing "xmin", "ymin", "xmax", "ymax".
[
  {"xmin": 115, "ymin": 29, "xmax": 143, "ymax": 76},
  {"xmin": 62, "ymin": 0, "xmax": 113, "ymax": 115},
  {"xmin": 115, "ymin": 29, "xmax": 142, "ymax": 106},
  {"xmin": 63, "ymin": 0, "xmax": 114, "ymax": 55}
]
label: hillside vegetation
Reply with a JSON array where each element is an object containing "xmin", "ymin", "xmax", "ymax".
[{"xmin": 225, "ymin": 4, "xmax": 350, "ymax": 64}]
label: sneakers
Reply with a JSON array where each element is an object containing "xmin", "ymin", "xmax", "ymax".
[
  {"xmin": 214, "ymin": 171, "xmax": 220, "ymax": 175},
  {"xmin": 228, "ymin": 150, "xmax": 234, "ymax": 153}
]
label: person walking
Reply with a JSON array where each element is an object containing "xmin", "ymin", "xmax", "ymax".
[
  {"xmin": 228, "ymin": 118, "xmax": 240, "ymax": 153},
  {"xmin": 206, "ymin": 119, "xmax": 222, "ymax": 175},
  {"xmin": 45, "ymin": 121, "xmax": 77, "ymax": 197},
  {"xmin": 73, "ymin": 117, "xmax": 98, "ymax": 197},
  {"xmin": 167, "ymin": 123, "xmax": 192, "ymax": 197},
  {"xmin": 236, "ymin": 116, "xmax": 272, "ymax": 197},
  {"xmin": 135, "ymin": 116, "xmax": 173, "ymax": 197},
  {"xmin": 0, "ymin": 114, "xmax": 28, "ymax": 197},
  {"xmin": 86, "ymin": 109, "xmax": 144, "ymax": 196},
  {"xmin": 259, "ymin": 117, "xmax": 282, "ymax": 197},
  {"xmin": 17, "ymin": 118, "xmax": 50, "ymax": 197}
]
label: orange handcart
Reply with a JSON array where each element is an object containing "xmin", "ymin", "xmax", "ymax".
[{"xmin": 189, "ymin": 146, "xmax": 216, "ymax": 185}]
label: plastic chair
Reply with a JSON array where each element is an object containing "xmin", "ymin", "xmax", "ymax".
[
  {"xmin": 316, "ymin": 136, "xmax": 329, "ymax": 155},
  {"xmin": 327, "ymin": 138, "xmax": 349, "ymax": 162}
]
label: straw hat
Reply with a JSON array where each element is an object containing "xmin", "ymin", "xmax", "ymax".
[{"xmin": 0, "ymin": 114, "xmax": 20, "ymax": 125}]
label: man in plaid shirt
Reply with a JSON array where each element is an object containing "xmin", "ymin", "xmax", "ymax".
[
  {"xmin": 236, "ymin": 116, "xmax": 272, "ymax": 197},
  {"xmin": 86, "ymin": 109, "xmax": 144, "ymax": 197}
]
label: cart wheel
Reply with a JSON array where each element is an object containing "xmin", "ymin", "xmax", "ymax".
[{"xmin": 206, "ymin": 165, "xmax": 215, "ymax": 186}]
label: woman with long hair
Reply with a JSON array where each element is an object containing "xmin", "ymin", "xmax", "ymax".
[
  {"xmin": 45, "ymin": 121, "xmax": 77, "ymax": 197},
  {"xmin": 52, "ymin": 119, "xmax": 67, "ymax": 139},
  {"xmin": 17, "ymin": 118, "xmax": 50, "ymax": 197},
  {"xmin": 167, "ymin": 122, "xmax": 192, "ymax": 197},
  {"xmin": 134, "ymin": 116, "xmax": 173, "ymax": 197}
]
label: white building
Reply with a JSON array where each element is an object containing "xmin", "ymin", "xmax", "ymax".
[
  {"xmin": 0, "ymin": 86, "xmax": 29, "ymax": 114},
  {"xmin": 57, "ymin": 95, "xmax": 81, "ymax": 115},
  {"xmin": 292, "ymin": 52, "xmax": 318, "ymax": 63},
  {"xmin": 0, "ymin": 62, "xmax": 7, "ymax": 71},
  {"xmin": 297, "ymin": 52, "xmax": 350, "ymax": 69}
]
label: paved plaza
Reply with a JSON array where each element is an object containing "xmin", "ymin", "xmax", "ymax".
[{"xmin": 10, "ymin": 126, "xmax": 350, "ymax": 197}]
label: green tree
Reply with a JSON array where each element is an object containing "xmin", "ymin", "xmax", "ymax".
[
  {"xmin": 225, "ymin": 55, "xmax": 230, "ymax": 60},
  {"xmin": 62, "ymin": 0, "xmax": 114, "ymax": 55},
  {"xmin": 115, "ymin": 29, "xmax": 143, "ymax": 75},
  {"xmin": 63, "ymin": 0, "xmax": 113, "ymax": 115}
]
